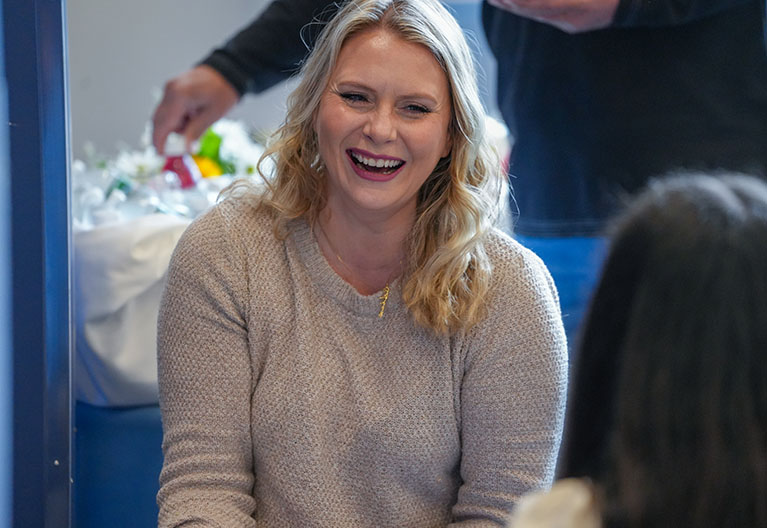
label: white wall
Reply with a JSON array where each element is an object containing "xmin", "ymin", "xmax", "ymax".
[{"xmin": 67, "ymin": 0, "xmax": 297, "ymax": 160}]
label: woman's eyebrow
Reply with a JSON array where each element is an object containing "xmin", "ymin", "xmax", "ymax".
[{"xmin": 334, "ymin": 80, "xmax": 439, "ymax": 104}]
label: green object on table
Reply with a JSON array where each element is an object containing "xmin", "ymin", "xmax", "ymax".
[{"xmin": 198, "ymin": 128, "xmax": 236, "ymax": 174}]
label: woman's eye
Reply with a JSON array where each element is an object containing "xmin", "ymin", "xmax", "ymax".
[
  {"xmin": 404, "ymin": 104, "xmax": 430, "ymax": 114},
  {"xmin": 339, "ymin": 92, "xmax": 368, "ymax": 103}
]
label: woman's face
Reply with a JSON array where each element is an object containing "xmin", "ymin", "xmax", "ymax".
[{"xmin": 314, "ymin": 28, "xmax": 452, "ymax": 222}]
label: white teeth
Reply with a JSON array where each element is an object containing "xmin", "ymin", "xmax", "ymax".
[{"xmin": 351, "ymin": 151, "xmax": 402, "ymax": 169}]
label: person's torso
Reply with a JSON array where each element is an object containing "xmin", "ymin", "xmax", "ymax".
[
  {"xmin": 241, "ymin": 213, "xmax": 464, "ymax": 527},
  {"xmin": 482, "ymin": 0, "xmax": 767, "ymax": 235}
]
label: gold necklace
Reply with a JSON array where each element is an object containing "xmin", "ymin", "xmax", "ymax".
[{"xmin": 315, "ymin": 220, "xmax": 399, "ymax": 318}]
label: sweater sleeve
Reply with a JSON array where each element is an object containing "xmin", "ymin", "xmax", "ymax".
[
  {"xmin": 450, "ymin": 237, "xmax": 569, "ymax": 526},
  {"xmin": 156, "ymin": 204, "xmax": 256, "ymax": 527},
  {"xmin": 199, "ymin": 0, "xmax": 342, "ymax": 95},
  {"xmin": 611, "ymin": 0, "xmax": 753, "ymax": 27}
]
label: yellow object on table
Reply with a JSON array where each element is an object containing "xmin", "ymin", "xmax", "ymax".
[{"xmin": 192, "ymin": 154, "xmax": 223, "ymax": 178}]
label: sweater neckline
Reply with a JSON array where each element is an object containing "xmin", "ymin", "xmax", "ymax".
[{"xmin": 291, "ymin": 217, "xmax": 403, "ymax": 319}]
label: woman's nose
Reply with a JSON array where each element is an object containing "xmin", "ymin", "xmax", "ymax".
[{"xmin": 362, "ymin": 108, "xmax": 397, "ymax": 144}]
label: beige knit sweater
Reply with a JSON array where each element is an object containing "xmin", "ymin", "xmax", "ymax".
[{"xmin": 156, "ymin": 197, "xmax": 568, "ymax": 527}]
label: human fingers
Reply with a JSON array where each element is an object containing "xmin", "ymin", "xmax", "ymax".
[
  {"xmin": 487, "ymin": 0, "xmax": 616, "ymax": 31},
  {"xmin": 182, "ymin": 107, "xmax": 224, "ymax": 152},
  {"xmin": 152, "ymin": 87, "xmax": 192, "ymax": 154},
  {"xmin": 487, "ymin": 0, "xmax": 512, "ymax": 13},
  {"xmin": 181, "ymin": 80, "xmax": 239, "ymax": 150}
]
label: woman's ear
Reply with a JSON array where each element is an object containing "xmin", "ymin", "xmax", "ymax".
[
  {"xmin": 441, "ymin": 120, "xmax": 455, "ymax": 158},
  {"xmin": 441, "ymin": 131, "xmax": 453, "ymax": 159},
  {"xmin": 441, "ymin": 141, "xmax": 452, "ymax": 159}
]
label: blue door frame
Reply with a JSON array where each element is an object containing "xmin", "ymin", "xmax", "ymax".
[
  {"xmin": 0, "ymin": 0, "xmax": 11, "ymax": 524},
  {"xmin": 3, "ymin": 0, "xmax": 72, "ymax": 525}
]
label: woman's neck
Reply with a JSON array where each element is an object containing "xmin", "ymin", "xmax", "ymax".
[{"xmin": 315, "ymin": 206, "xmax": 409, "ymax": 295}]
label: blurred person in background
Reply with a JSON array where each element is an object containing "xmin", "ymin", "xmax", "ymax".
[{"xmin": 510, "ymin": 173, "xmax": 767, "ymax": 528}]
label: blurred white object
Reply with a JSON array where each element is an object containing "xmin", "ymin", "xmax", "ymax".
[
  {"xmin": 484, "ymin": 116, "xmax": 514, "ymax": 234},
  {"xmin": 485, "ymin": 115, "xmax": 511, "ymax": 165},
  {"xmin": 74, "ymin": 213, "xmax": 192, "ymax": 406},
  {"xmin": 510, "ymin": 478, "xmax": 601, "ymax": 528}
]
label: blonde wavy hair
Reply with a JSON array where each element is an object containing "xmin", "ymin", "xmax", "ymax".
[{"xmin": 232, "ymin": 0, "xmax": 507, "ymax": 335}]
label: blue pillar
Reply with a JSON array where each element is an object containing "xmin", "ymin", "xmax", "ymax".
[
  {"xmin": 3, "ymin": 0, "xmax": 72, "ymax": 526},
  {"xmin": 0, "ymin": 0, "xmax": 12, "ymax": 524}
]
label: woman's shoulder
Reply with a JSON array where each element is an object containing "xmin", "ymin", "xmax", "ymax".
[
  {"xmin": 484, "ymin": 227, "xmax": 556, "ymax": 295},
  {"xmin": 472, "ymin": 227, "xmax": 566, "ymax": 354},
  {"xmin": 183, "ymin": 191, "xmax": 275, "ymax": 245},
  {"xmin": 510, "ymin": 479, "xmax": 602, "ymax": 528},
  {"xmin": 169, "ymin": 191, "xmax": 280, "ymax": 273},
  {"xmin": 486, "ymin": 227, "xmax": 543, "ymax": 264}
]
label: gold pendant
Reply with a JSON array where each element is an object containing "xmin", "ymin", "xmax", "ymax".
[{"xmin": 378, "ymin": 284, "xmax": 390, "ymax": 318}]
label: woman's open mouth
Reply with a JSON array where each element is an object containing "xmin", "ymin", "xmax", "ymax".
[{"xmin": 347, "ymin": 149, "xmax": 405, "ymax": 181}]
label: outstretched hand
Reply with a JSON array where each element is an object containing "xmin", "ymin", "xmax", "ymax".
[
  {"xmin": 151, "ymin": 65, "xmax": 240, "ymax": 154},
  {"xmin": 487, "ymin": 0, "xmax": 619, "ymax": 33}
]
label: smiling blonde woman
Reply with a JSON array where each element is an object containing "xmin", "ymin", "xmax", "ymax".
[{"xmin": 156, "ymin": 0, "xmax": 568, "ymax": 526}]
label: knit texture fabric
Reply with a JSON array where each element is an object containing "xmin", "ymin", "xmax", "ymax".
[{"xmin": 157, "ymin": 197, "xmax": 568, "ymax": 527}]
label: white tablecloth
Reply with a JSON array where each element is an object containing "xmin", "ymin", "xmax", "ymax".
[{"xmin": 74, "ymin": 214, "xmax": 191, "ymax": 406}]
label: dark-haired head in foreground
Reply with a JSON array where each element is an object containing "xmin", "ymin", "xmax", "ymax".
[{"xmin": 557, "ymin": 173, "xmax": 767, "ymax": 527}]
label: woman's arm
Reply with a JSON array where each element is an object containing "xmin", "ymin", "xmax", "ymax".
[
  {"xmin": 484, "ymin": 0, "xmax": 755, "ymax": 34},
  {"xmin": 152, "ymin": 0, "xmax": 339, "ymax": 153},
  {"xmin": 156, "ymin": 204, "xmax": 256, "ymax": 527},
  {"xmin": 450, "ymin": 238, "xmax": 569, "ymax": 526},
  {"xmin": 200, "ymin": 0, "xmax": 342, "ymax": 95}
]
